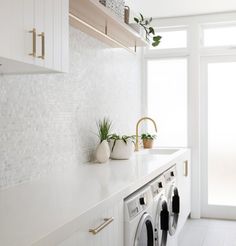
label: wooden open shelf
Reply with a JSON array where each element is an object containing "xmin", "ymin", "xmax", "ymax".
[{"xmin": 69, "ymin": 0, "xmax": 149, "ymax": 53}]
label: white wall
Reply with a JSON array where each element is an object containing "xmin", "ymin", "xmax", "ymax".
[
  {"xmin": 135, "ymin": 0, "xmax": 236, "ymax": 18},
  {"xmin": 0, "ymin": 27, "xmax": 142, "ymax": 189}
]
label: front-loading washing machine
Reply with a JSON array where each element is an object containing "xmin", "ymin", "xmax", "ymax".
[
  {"xmin": 124, "ymin": 185, "xmax": 154, "ymax": 246},
  {"xmin": 164, "ymin": 165, "xmax": 180, "ymax": 236},
  {"xmin": 150, "ymin": 174, "xmax": 169, "ymax": 246}
]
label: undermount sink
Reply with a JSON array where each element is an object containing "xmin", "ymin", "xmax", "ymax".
[{"xmin": 143, "ymin": 148, "xmax": 180, "ymax": 155}]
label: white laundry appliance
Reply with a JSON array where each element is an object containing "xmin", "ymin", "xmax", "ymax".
[
  {"xmin": 124, "ymin": 185, "xmax": 154, "ymax": 246},
  {"xmin": 164, "ymin": 165, "xmax": 180, "ymax": 237},
  {"xmin": 150, "ymin": 174, "xmax": 169, "ymax": 246}
]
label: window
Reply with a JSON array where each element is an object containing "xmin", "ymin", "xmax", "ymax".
[
  {"xmin": 202, "ymin": 23, "xmax": 236, "ymax": 47},
  {"xmin": 147, "ymin": 58, "xmax": 188, "ymax": 147},
  {"xmin": 150, "ymin": 29, "xmax": 187, "ymax": 49}
]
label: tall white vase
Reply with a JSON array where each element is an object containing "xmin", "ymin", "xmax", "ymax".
[{"xmin": 95, "ymin": 140, "xmax": 110, "ymax": 163}]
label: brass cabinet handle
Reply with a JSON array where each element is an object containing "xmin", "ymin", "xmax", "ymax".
[
  {"xmin": 29, "ymin": 28, "xmax": 36, "ymax": 57},
  {"xmin": 184, "ymin": 160, "xmax": 188, "ymax": 176},
  {"xmin": 89, "ymin": 217, "xmax": 114, "ymax": 235},
  {"xmin": 37, "ymin": 32, "xmax": 45, "ymax": 59}
]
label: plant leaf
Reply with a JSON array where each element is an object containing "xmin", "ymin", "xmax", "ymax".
[
  {"xmin": 152, "ymin": 40, "xmax": 160, "ymax": 47},
  {"xmin": 149, "ymin": 27, "xmax": 155, "ymax": 35},
  {"xmin": 140, "ymin": 13, "xmax": 144, "ymax": 21},
  {"xmin": 153, "ymin": 35, "xmax": 162, "ymax": 41},
  {"xmin": 134, "ymin": 17, "xmax": 139, "ymax": 23}
]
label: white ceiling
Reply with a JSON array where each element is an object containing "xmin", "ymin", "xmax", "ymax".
[{"xmin": 134, "ymin": 0, "xmax": 236, "ymax": 18}]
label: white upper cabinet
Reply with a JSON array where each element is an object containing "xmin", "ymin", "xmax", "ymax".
[{"xmin": 0, "ymin": 0, "xmax": 68, "ymax": 74}]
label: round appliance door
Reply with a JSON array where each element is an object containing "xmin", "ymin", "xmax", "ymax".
[
  {"xmin": 167, "ymin": 184, "xmax": 180, "ymax": 236},
  {"xmin": 134, "ymin": 213, "xmax": 154, "ymax": 246},
  {"xmin": 154, "ymin": 195, "xmax": 169, "ymax": 246}
]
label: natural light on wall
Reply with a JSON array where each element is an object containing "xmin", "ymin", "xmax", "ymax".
[
  {"xmin": 208, "ymin": 62, "xmax": 236, "ymax": 206},
  {"xmin": 147, "ymin": 58, "xmax": 187, "ymax": 147}
]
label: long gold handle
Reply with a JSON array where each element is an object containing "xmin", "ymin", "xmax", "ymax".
[
  {"xmin": 184, "ymin": 160, "xmax": 188, "ymax": 176},
  {"xmin": 89, "ymin": 217, "xmax": 114, "ymax": 235},
  {"xmin": 29, "ymin": 28, "xmax": 36, "ymax": 57},
  {"xmin": 37, "ymin": 32, "xmax": 45, "ymax": 59}
]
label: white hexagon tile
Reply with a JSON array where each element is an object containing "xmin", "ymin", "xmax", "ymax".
[{"xmin": 0, "ymin": 27, "xmax": 142, "ymax": 189}]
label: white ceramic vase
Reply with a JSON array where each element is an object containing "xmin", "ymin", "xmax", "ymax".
[
  {"xmin": 109, "ymin": 139, "xmax": 134, "ymax": 160},
  {"xmin": 95, "ymin": 140, "xmax": 110, "ymax": 163}
]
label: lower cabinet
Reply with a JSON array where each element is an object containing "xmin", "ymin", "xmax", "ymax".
[
  {"xmin": 176, "ymin": 150, "xmax": 191, "ymax": 233},
  {"xmin": 58, "ymin": 199, "xmax": 124, "ymax": 246}
]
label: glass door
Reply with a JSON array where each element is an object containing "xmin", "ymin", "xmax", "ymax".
[{"xmin": 201, "ymin": 56, "xmax": 236, "ymax": 219}]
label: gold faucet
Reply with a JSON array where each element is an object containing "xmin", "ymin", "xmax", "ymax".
[{"xmin": 135, "ymin": 117, "xmax": 158, "ymax": 151}]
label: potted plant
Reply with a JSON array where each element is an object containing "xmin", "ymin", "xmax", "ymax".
[
  {"xmin": 108, "ymin": 134, "xmax": 135, "ymax": 160},
  {"xmin": 141, "ymin": 133, "xmax": 157, "ymax": 149},
  {"xmin": 133, "ymin": 13, "xmax": 162, "ymax": 47},
  {"xmin": 95, "ymin": 118, "xmax": 112, "ymax": 163}
]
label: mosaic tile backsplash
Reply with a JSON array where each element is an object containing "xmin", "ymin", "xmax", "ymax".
[{"xmin": 0, "ymin": 27, "xmax": 142, "ymax": 189}]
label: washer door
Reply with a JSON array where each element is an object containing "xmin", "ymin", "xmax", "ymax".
[
  {"xmin": 134, "ymin": 213, "xmax": 154, "ymax": 246},
  {"xmin": 167, "ymin": 184, "xmax": 180, "ymax": 236},
  {"xmin": 154, "ymin": 196, "xmax": 169, "ymax": 246}
]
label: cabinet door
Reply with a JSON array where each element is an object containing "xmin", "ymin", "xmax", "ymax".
[
  {"xmin": 35, "ymin": 0, "xmax": 68, "ymax": 72},
  {"xmin": 0, "ymin": 0, "xmax": 25, "ymax": 61},
  {"xmin": 23, "ymin": 0, "xmax": 35, "ymax": 65},
  {"xmin": 176, "ymin": 152, "xmax": 191, "ymax": 231},
  {"xmin": 58, "ymin": 200, "xmax": 124, "ymax": 246}
]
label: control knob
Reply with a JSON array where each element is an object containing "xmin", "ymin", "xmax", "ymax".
[{"xmin": 139, "ymin": 197, "xmax": 146, "ymax": 205}]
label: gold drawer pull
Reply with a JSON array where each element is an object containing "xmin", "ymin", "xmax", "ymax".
[
  {"xmin": 89, "ymin": 217, "xmax": 114, "ymax": 235},
  {"xmin": 184, "ymin": 160, "xmax": 188, "ymax": 176},
  {"xmin": 29, "ymin": 28, "xmax": 36, "ymax": 57},
  {"xmin": 37, "ymin": 32, "xmax": 45, "ymax": 59}
]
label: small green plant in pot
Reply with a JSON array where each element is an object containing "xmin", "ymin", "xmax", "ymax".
[
  {"xmin": 141, "ymin": 133, "xmax": 157, "ymax": 149},
  {"xmin": 95, "ymin": 118, "xmax": 112, "ymax": 163},
  {"xmin": 134, "ymin": 13, "xmax": 162, "ymax": 47},
  {"xmin": 108, "ymin": 134, "xmax": 135, "ymax": 160}
]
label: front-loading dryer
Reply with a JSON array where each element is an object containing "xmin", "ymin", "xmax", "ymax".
[
  {"xmin": 124, "ymin": 185, "xmax": 154, "ymax": 246},
  {"xmin": 164, "ymin": 165, "xmax": 180, "ymax": 236},
  {"xmin": 150, "ymin": 175, "xmax": 169, "ymax": 246}
]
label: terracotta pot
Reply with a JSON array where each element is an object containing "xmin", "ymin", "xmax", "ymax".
[{"xmin": 142, "ymin": 139, "xmax": 154, "ymax": 149}]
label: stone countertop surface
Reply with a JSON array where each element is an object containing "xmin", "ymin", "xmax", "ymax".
[{"xmin": 0, "ymin": 148, "xmax": 190, "ymax": 246}]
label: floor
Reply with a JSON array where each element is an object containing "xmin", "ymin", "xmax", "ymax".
[{"xmin": 178, "ymin": 219, "xmax": 236, "ymax": 246}]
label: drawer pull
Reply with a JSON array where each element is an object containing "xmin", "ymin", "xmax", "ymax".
[
  {"xmin": 89, "ymin": 217, "xmax": 114, "ymax": 235},
  {"xmin": 184, "ymin": 160, "xmax": 188, "ymax": 176},
  {"xmin": 37, "ymin": 32, "xmax": 45, "ymax": 59},
  {"xmin": 28, "ymin": 28, "xmax": 36, "ymax": 57}
]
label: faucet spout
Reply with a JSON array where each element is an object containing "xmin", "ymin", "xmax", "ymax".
[{"xmin": 135, "ymin": 117, "xmax": 157, "ymax": 151}]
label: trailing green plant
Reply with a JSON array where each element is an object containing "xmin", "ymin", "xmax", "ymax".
[
  {"xmin": 134, "ymin": 13, "xmax": 162, "ymax": 47},
  {"xmin": 109, "ymin": 134, "xmax": 135, "ymax": 152},
  {"xmin": 96, "ymin": 118, "xmax": 112, "ymax": 143},
  {"xmin": 141, "ymin": 133, "xmax": 157, "ymax": 140}
]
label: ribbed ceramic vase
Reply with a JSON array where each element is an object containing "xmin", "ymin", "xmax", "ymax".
[{"xmin": 95, "ymin": 140, "xmax": 110, "ymax": 163}]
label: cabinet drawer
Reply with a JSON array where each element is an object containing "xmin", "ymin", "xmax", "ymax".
[{"xmin": 58, "ymin": 199, "xmax": 124, "ymax": 246}]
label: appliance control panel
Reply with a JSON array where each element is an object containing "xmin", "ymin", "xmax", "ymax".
[
  {"xmin": 164, "ymin": 165, "xmax": 177, "ymax": 183},
  {"xmin": 125, "ymin": 187, "xmax": 152, "ymax": 220},
  {"xmin": 150, "ymin": 175, "xmax": 166, "ymax": 197}
]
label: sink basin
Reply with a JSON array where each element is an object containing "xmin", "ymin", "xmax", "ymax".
[{"xmin": 143, "ymin": 148, "xmax": 180, "ymax": 155}]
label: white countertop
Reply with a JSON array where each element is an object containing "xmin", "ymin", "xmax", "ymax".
[{"xmin": 0, "ymin": 148, "xmax": 189, "ymax": 246}]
